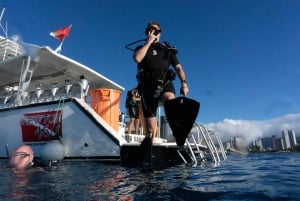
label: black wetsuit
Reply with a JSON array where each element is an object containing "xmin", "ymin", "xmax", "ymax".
[
  {"xmin": 126, "ymin": 90, "xmax": 140, "ymax": 119},
  {"xmin": 135, "ymin": 42, "xmax": 179, "ymax": 118}
]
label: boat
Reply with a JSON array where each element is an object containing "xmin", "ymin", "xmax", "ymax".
[{"xmin": 0, "ymin": 9, "xmax": 226, "ymax": 166}]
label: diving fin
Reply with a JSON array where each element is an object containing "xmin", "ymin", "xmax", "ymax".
[
  {"xmin": 138, "ymin": 136, "xmax": 153, "ymax": 164},
  {"xmin": 164, "ymin": 97, "xmax": 200, "ymax": 146}
]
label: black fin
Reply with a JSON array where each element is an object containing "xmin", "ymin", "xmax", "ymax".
[
  {"xmin": 138, "ymin": 136, "xmax": 153, "ymax": 164},
  {"xmin": 164, "ymin": 97, "xmax": 200, "ymax": 146}
]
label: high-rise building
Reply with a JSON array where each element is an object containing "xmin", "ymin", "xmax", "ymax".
[
  {"xmin": 282, "ymin": 130, "xmax": 297, "ymax": 149},
  {"xmin": 282, "ymin": 130, "xmax": 291, "ymax": 149},
  {"xmin": 272, "ymin": 135, "xmax": 277, "ymax": 150},
  {"xmin": 288, "ymin": 130, "xmax": 297, "ymax": 147},
  {"xmin": 272, "ymin": 135, "xmax": 284, "ymax": 150}
]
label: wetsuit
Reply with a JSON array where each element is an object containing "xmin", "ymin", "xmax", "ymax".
[
  {"xmin": 135, "ymin": 42, "xmax": 179, "ymax": 118},
  {"xmin": 126, "ymin": 91, "xmax": 140, "ymax": 119}
]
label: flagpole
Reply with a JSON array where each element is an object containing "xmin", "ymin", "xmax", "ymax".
[{"xmin": 55, "ymin": 39, "xmax": 64, "ymax": 53}]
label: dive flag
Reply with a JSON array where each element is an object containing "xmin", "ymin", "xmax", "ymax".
[{"xmin": 50, "ymin": 25, "xmax": 72, "ymax": 41}]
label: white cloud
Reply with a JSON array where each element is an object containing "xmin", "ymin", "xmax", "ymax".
[{"xmin": 204, "ymin": 113, "xmax": 300, "ymax": 144}]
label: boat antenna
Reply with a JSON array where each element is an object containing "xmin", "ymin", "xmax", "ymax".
[
  {"xmin": 125, "ymin": 38, "xmax": 146, "ymax": 51},
  {"xmin": 0, "ymin": 7, "xmax": 7, "ymax": 38}
]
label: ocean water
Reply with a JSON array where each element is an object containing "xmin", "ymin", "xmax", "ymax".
[{"xmin": 0, "ymin": 152, "xmax": 300, "ymax": 201}]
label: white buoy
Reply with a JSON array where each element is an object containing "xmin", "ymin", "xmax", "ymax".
[{"xmin": 40, "ymin": 140, "xmax": 65, "ymax": 163}]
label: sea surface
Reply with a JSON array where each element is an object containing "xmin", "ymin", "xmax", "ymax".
[{"xmin": 0, "ymin": 152, "xmax": 300, "ymax": 201}]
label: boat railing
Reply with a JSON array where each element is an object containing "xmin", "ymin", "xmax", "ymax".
[
  {"xmin": 121, "ymin": 134, "xmax": 145, "ymax": 143},
  {"xmin": 120, "ymin": 133, "xmax": 168, "ymax": 144},
  {"xmin": 0, "ymin": 81, "xmax": 87, "ymax": 109},
  {"xmin": 0, "ymin": 37, "xmax": 25, "ymax": 61},
  {"xmin": 118, "ymin": 122, "xmax": 126, "ymax": 135}
]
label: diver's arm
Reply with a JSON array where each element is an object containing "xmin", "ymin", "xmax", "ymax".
[
  {"xmin": 133, "ymin": 30, "xmax": 156, "ymax": 63},
  {"xmin": 175, "ymin": 64, "xmax": 189, "ymax": 96}
]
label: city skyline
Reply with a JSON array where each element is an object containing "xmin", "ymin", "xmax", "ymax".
[
  {"xmin": 207, "ymin": 113, "xmax": 300, "ymax": 144},
  {"xmin": 252, "ymin": 129, "xmax": 298, "ymax": 151}
]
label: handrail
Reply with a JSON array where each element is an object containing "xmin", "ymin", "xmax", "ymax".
[
  {"xmin": 0, "ymin": 37, "xmax": 24, "ymax": 61},
  {"xmin": 178, "ymin": 123, "xmax": 227, "ymax": 166}
]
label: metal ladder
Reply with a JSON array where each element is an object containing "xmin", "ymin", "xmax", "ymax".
[{"xmin": 177, "ymin": 123, "xmax": 227, "ymax": 166}]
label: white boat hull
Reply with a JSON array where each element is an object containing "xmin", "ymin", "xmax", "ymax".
[{"xmin": 0, "ymin": 98, "xmax": 125, "ymax": 159}]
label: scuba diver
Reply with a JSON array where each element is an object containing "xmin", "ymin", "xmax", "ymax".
[{"xmin": 132, "ymin": 21, "xmax": 189, "ymax": 163}]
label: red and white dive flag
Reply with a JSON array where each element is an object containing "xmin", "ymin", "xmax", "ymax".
[{"xmin": 50, "ymin": 25, "xmax": 72, "ymax": 41}]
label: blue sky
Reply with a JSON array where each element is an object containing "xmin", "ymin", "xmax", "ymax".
[{"xmin": 2, "ymin": 0, "xmax": 300, "ymax": 132}]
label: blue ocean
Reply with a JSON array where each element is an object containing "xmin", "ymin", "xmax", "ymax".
[{"xmin": 0, "ymin": 152, "xmax": 299, "ymax": 201}]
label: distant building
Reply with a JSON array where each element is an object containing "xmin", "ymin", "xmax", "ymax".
[
  {"xmin": 253, "ymin": 138, "xmax": 263, "ymax": 150},
  {"xmin": 288, "ymin": 130, "xmax": 297, "ymax": 147},
  {"xmin": 230, "ymin": 136, "xmax": 247, "ymax": 151},
  {"xmin": 272, "ymin": 135, "xmax": 284, "ymax": 150},
  {"xmin": 261, "ymin": 137, "xmax": 273, "ymax": 150},
  {"xmin": 282, "ymin": 130, "xmax": 297, "ymax": 149},
  {"xmin": 226, "ymin": 142, "xmax": 231, "ymax": 150},
  {"xmin": 272, "ymin": 135, "xmax": 277, "ymax": 149},
  {"xmin": 282, "ymin": 130, "xmax": 291, "ymax": 149},
  {"xmin": 252, "ymin": 129, "xmax": 298, "ymax": 151},
  {"xmin": 297, "ymin": 136, "xmax": 300, "ymax": 144}
]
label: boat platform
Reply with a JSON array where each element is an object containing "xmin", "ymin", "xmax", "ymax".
[{"xmin": 120, "ymin": 123, "xmax": 227, "ymax": 166}]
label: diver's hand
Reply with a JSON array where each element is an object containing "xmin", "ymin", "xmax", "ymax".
[
  {"xmin": 180, "ymin": 86, "xmax": 189, "ymax": 97},
  {"xmin": 147, "ymin": 30, "xmax": 157, "ymax": 44}
]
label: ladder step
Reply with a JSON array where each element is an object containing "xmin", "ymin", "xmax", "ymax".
[{"xmin": 177, "ymin": 149, "xmax": 194, "ymax": 163}]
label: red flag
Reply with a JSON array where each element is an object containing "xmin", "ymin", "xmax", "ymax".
[{"xmin": 50, "ymin": 25, "xmax": 72, "ymax": 41}]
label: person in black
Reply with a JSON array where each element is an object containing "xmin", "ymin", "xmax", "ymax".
[
  {"xmin": 126, "ymin": 89, "xmax": 141, "ymax": 134},
  {"xmin": 133, "ymin": 21, "xmax": 189, "ymax": 162}
]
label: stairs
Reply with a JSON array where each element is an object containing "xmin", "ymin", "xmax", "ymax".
[{"xmin": 177, "ymin": 123, "xmax": 227, "ymax": 166}]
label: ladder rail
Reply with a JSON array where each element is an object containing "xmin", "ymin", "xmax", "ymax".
[
  {"xmin": 190, "ymin": 134, "xmax": 205, "ymax": 159},
  {"xmin": 214, "ymin": 134, "xmax": 227, "ymax": 160},
  {"xmin": 198, "ymin": 124, "xmax": 218, "ymax": 163},
  {"xmin": 207, "ymin": 129, "xmax": 227, "ymax": 161},
  {"xmin": 177, "ymin": 149, "xmax": 188, "ymax": 164},
  {"xmin": 186, "ymin": 139, "xmax": 197, "ymax": 165},
  {"xmin": 177, "ymin": 123, "xmax": 227, "ymax": 166}
]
